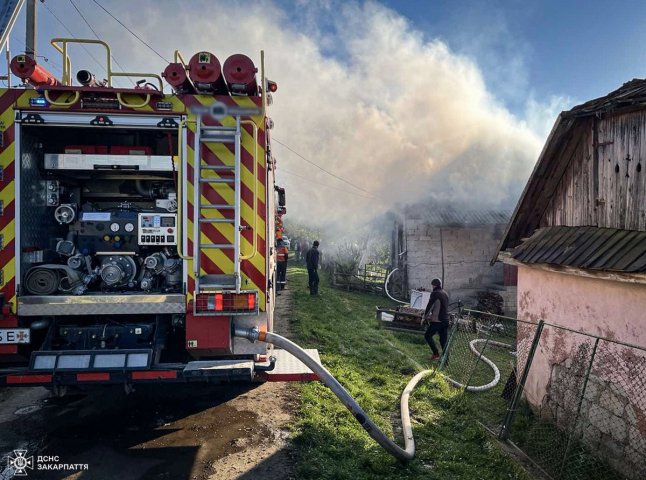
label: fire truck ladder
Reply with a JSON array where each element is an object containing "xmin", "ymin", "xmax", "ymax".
[{"xmin": 193, "ymin": 115, "xmax": 242, "ymax": 296}]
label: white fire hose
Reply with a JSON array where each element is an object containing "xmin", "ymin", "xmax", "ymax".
[
  {"xmin": 444, "ymin": 338, "xmax": 512, "ymax": 392},
  {"xmin": 384, "ymin": 268, "xmax": 408, "ymax": 305},
  {"xmin": 234, "ymin": 326, "xmax": 433, "ymax": 461},
  {"xmin": 234, "ymin": 327, "xmax": 512, "ymax": 460}
]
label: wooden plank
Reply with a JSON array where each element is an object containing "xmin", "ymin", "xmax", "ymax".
[{"xmin": 593, "ymin": 116, "xmax": 600, "ymax": 226}]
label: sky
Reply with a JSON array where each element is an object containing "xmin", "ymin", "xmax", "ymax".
[{"xmin": 3, "ymin": 0, "xmax": 646, "ymax": 232}]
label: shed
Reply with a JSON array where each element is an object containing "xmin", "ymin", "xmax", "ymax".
[
  {"xmin": 393, "ymin": 204, "xmax": 513, "ymax": 310},
  {"xmin": 495, "ymin": 79, "xmax": 646, "ymax": 479}
]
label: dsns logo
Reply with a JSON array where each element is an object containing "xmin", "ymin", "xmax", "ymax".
[{"xmin": 7, "ymin": 450, "xmax": 34, "ymax": 476}]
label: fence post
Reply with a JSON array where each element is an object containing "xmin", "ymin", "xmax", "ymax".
[
  {"xmin": 363, "ymin": 265, "xmax": 367, "ymax": 291},
  {"xmin": 499, "ymin": 319, "xmax": 545, "ymax": 441},
  {"xmin": 557, "ymin": 337, "xmax": 600, "ymax": 479},
  {"xmin": 439, "ymin": 320, "xmax": 459, "ymax": 370},
  {"xmin": 439, "ymin": 301, "xmax": 462, "ymax": 370}
]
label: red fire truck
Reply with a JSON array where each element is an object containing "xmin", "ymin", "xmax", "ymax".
[{"xmin": 0, "ymin": 38, "xmax": 314, "ymax": 392}]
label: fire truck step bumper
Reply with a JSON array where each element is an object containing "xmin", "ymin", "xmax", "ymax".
[
  {"xmin": 261, "ymin": 348, "xmax": 320, "ymax": 382},
  {"xmin": 183, "ymin": 360, "xmax": 254, "ymax": 382}
]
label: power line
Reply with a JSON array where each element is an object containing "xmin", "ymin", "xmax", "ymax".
[
  {"xmin": 272, "ymin": 138, "xmax": 375, "ymax": 196},
  {"xmin": 41, "ymin": 1, "xmax": 109, "ymax": 77},
  {"xmin": 91, "ymin": 0, "xmax": 169, "ymax": 63},
  {"xmin": 68, "ymin": 0, "xmax": 134, "ymax": 86},
  {"xmin": 69, "ymin": 0, "xmax": 102, "ymax": 41},
  {"xmin": 281, "ymin": 168, "xmax": 374, "ymax": 199}
]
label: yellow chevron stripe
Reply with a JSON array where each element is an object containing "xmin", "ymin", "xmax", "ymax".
[
  {"xmin": 188, "ymin": 124, "xmax": 266, "ymax": 232},
  {"xmin": 0, "ymin": 180, "xmax": 15, "ymax": 206},
  {"xmin": 0, "ymin": 139, "xmax": 14, "ymax": 167},
  {"xmin": 0, "ymin": 102, "xmax": 16, "ymax": 131},
  {"xmin": 18, "ymin": 90, "xmax": 76, "ymax": 109},
  {"xmin": 186, "ymin": 139, "xmax": 267, "ymax": 276},
  {"xmin": 0, "ymin": 220, "xmax": 16, "ymax": 310},
  {"xmin": 1, "ymin": 257, "xmax": 15, "ymax": 293},
  {"xmin": 187, "ymin": 148, "xmax": 265, "ymax": 310},
  {"xmin": 0, "ymin": 93, "xmax": 16, "ymax": 308},
  {"xmin": 1, "ymin": 219, "xmax": 15, "ymax": 246},
  {"xmin": 185, "ymin": 97, "xmax": 267, "ymax": 309}
]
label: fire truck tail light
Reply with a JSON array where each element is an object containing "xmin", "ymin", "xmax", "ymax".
[
  {"xmin": 248, "ymin": 294, "xmax": 255, "ymax": 310},
  {"xmin": 196, "ymin": 293, "xmax": 257, "ymax": 313},
  {"xmin": 215, "ymin": 293, "xmax": 224, "ymax": 311}
]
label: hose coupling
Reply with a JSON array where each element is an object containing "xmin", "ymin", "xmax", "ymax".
[{"xmin": 233, "ymin": 325, "xmax": 260, "ymax": 342}]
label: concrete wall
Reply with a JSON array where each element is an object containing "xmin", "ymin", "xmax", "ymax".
[
  {"xmin": 516, "ymin": 266, "xmax": 646, "ymax": 478},
  {"xmin": 405, "ymin": 219, "xmax": 505, "ymax": 306}
]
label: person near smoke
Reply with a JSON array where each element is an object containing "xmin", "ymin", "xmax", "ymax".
[
  {"xmin": 423, "ymin": 278, "xmax": 449, "ymax": 360},
  {"xmin": 276, "ymin": 238, "xmax": 289, "ymax": 293},
  {"xmin": 305, "ymin": 240, "xmax": 321, "ymax": 295}
]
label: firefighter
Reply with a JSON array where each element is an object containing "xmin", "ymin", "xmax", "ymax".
[
  {"xmin": 276, "ymin": 238, "xmax": 289, "ymax": 293},
  {"xmin": 305, "ymin": 240, "xmax": 320, "ymax": 295}
]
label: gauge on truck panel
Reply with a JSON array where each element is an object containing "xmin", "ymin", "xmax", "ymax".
[
  {"xmin": 138, "ymin": 213, "xmax": 177, "ymax": 246},
  {"xmin": 110, "ymin": 222, "xmax": 120, "ymax": 232}
]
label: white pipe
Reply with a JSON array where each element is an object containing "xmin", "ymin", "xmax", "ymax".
[
  {"xmin": 445, "ymin": 339, "xmax": 511, "ymax": 392},
  {"xmin": 234, "ymin": 327, "xmax": 432, "ymax": 461},
  {"xmin": 384, "ymin": 268, "xmax": 408, "ymax": 305}
]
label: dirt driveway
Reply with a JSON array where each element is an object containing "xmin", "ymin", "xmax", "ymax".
[{"xmin": 0, "ymin": 289, "xmax": 299, "ymax": 480}]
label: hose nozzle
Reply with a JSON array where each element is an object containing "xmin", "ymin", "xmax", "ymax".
[{"xmin": 76, "ymin": 70, "xmax": 106, "ymax": 87}]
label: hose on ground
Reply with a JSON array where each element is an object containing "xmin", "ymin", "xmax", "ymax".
[
  {"xmin": 234, "ymin": 326, "xmax": 432, "ymax": 461},
  {"xmin": 444, "ymin": 338, "xmax": 512, "ymax": 392},
  {"xmin": 384, "ymin": 268, "xmax": 408, "ymax": 305}
]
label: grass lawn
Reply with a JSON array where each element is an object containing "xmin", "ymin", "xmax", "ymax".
[{"xmin": 285, "ymin": 264, "xmax": 531, "ymax": 480}]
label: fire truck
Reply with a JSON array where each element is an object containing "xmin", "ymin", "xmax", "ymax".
[{"xmin": 0, "ymin": 38, "xmax": 315, "ymax": 392}]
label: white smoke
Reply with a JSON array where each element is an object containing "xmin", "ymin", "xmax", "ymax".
[{"xmin": 36, "ymin": 0, "xmax": 566, "ymax": 228}]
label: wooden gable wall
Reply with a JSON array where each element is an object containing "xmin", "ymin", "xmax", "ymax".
[{"xmin": 541, "ymin": 111, "xmax": 646, "ymax": 231}]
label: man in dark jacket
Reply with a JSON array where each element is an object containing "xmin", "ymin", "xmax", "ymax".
[
  {"xmin": 305, "ymin": 240, "xmax": 320, "ymax": 295},
  {"xmin": 423, "ymin": 278, "xmax": 449, "ymax": 360}
]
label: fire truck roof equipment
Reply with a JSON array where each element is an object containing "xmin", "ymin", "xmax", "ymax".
[
  {"xmin": 188, "ymin": 51, "xmax": 227, "ymax": 94},
  {"xmin": 223, "ymin": 54, "xmax": 258, "ymax": 96},
  {"xmin": 10, "ymin": 54, "xmax": 60, "ymax": 87}
]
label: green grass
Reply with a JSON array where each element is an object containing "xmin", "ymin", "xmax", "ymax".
[{"xmin": 286, "ymin": 265, "xmax": 531, "ymax": 480}]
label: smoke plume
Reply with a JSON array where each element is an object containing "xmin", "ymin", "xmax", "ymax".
[{"xmin": 40, "ymin": 0, "xmax": 568, "ymax": 230}]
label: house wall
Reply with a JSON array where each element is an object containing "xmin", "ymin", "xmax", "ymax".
[
  {"xmin": 517, "ymin": 265, "xmax": 646, "ymax": 477},
  {"xmin": 541, "ymin": 111, "xmax": 646, "ymax": 230},
  {"xmin": 405, "ymin": 220, "xmax": 505, "ymax": 306}
]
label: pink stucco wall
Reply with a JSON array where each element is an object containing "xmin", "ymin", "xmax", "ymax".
[{"xmin": 516, "ymin": 265, "xmax": 646, "ymax": 423}]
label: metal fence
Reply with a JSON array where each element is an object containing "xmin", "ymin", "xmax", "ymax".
[
  {"xmin": 436, "ymin": 309, "xmax": 646, "ymax": 480},
  {"xmin": 330, "ymin": 264, "xmax": 388, "ymax": 294}
]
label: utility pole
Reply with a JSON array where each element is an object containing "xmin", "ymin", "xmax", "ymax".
[{"xmin": 25, "ymin": 0, "xmax": 36, "ymax": 58}]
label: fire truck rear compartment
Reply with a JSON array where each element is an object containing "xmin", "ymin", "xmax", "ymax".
[{"xmin": 16, "ymin": 121, "xmax": 185, "ymax": 359}]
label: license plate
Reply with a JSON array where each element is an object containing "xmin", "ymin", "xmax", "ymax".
[{"xmin": 0, "ymin": 328, "xmax": 30, "ymax": 344}]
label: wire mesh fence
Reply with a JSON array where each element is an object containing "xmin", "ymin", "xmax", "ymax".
[{"xmin": 436, "ymin": 308, "xmax": 646, "ymax": 480}]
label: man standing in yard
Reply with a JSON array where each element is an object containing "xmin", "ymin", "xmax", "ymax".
[
  {"xmin": 306, "ymin": 240, "xmax": 320, "ymax": 295},
  {"xmin": 423, "ymin": 278, "xmax": 449, "ymax": 360}
]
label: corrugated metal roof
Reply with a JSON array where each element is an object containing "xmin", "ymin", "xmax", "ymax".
[
  {"xmin": 512, "ymin": 226, "xmax": 646, "ymax": 272},
  {"xmin": 406, "ymin": 208, "xmax": 511, "ymax": 226}
]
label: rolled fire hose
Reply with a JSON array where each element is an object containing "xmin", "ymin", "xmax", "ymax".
[
  {"xmin": 445, "ymin": 338, "xmax": 512, "ymax": 392},
  {"xmin": 234, "ymin": 326, "xmax": 431, "ymax": 461}
]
